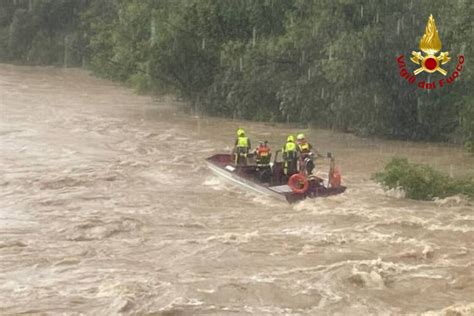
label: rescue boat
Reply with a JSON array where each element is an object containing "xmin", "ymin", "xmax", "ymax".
[{"xmin": 205, "ymin": 151, "xmax": 346, "ymax": 203}]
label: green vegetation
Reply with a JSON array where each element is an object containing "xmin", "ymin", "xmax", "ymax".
[
  {"xmin": 375, "ymin": 158, "xmax": 474, "ymax": 200},
  {"xmin": 0, "ymin": 0, "xmax": 86, "ymax": 65},
  {"xmin": 0, "ymin": 0, "xmax": 473, "ymax": 151}
]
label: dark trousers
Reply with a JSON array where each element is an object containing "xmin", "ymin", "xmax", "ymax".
[{"xmin": 284, "ymin": 159, "xmax": 297, "ymax": 176}]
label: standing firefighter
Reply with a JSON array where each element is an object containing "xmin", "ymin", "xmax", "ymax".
[
  {"xmin": 255, "ymin": 140, "xmax": 271, "ymax": 169},
  {"xmin": 234, "ymin": 128, "xmax": 251, "ymax": 165},
  {"xmin": 297, "ymin": 133, "xmax": 322, "ymax": 174},
  {"xmin": 255, "ymin": 140, "xmax": 272, "ymax": 182},
  {"xmin": 282, "ymin": 135, "xmax": 298, "ymax": 177},
  {"xmin": 296, "ymin": 133, "xmax": 312, "ymax": 155}
]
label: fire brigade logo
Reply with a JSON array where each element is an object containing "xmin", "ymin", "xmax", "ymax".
[
  {"xmin": 410, "ymin": 14, "xmax": 450, "ymax": 75},
  {"xmin": 396, "ymin": 14, "xmax": 465, "ymax": 90}
]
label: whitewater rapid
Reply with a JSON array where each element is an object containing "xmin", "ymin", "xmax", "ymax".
[{"xmin": 0, "ymin": 65, "xmax": 473, "ymax": 315}]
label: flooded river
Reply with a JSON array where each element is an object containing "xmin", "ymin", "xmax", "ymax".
[{"xmin": 1, "ymin": 65, "xmax": 473, "ymax": 315}]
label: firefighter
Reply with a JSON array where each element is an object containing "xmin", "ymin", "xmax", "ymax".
[
  {"xmin": 255, "ymin": 140, "xmax": 271, "ymax": 169},
  {"xmin": 234, "ymin": 128, "xmax": 251, "ymax": 165},
  {"xmin": 255, "ymin": 140, "xmax": 272, "ymax": 182},
  {"xmin": 296, "ymin": 133, "xmax": 322, "ymax": 174},
  {"xmin": 282, "ymin": 135, "xmax": 298, "ymax": 177}
]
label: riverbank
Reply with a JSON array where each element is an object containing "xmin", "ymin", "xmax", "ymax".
[{"xmin": 1, "ymin": 1, "xmax": 473, "ymax": 151}]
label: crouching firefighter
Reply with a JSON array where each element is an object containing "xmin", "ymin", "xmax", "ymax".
[
  {"xmin": 255, "ymin": 140, "xmax": 272, "ymax": 182},
  {"xmin": 282, "ymin": 135, "xmax": 298, "ymax": 178},
  {"xmin": 234, "ymin": 128, "xmax": 251, "ymax": 166}
]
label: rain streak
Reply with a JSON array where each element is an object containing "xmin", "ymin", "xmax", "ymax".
[{"xmin": 1, "ymin": 65, "xmax": 473, "ymax": 315}]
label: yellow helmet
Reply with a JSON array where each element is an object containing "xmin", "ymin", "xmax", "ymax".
[
  {"xmin": 237, "ymin": 128, "xmax": 245, "ymax": 137},
  {"xmin": 287, "ymin": 135, "xmax": 295, "ymax": 142},
  {"xmin": 297, "ymin": 133, "xmax": 305, "ymax": 141}
]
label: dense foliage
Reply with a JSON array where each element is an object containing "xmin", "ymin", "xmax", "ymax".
[
  {"xmin": 0, "ymin": 0, "xmax": 87, "ymax": 65},
  {"xmin": 375, "ymin": 158, "xmax": 474, "ymax": 200},
  {"xmin": 0, "ymin": 0, "xmax": 472, "ymax": 151}
]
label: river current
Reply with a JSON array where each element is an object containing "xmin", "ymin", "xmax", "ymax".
[{"xmin": 1, "ymin": 65, "xmax": 473, "ymax": 315}]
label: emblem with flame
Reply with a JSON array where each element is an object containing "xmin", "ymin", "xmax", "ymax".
[{"xmin": 410, "ymin": 15, "xmax": 450, "ymax": 75}]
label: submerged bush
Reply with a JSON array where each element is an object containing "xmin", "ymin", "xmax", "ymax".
[{"xmin": 374, "ymin": 158, "xmax": 474, "ymax": 201}]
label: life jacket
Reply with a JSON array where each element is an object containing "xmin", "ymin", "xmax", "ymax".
[
  {"xmin": 256, "ymin": 144, "xmax": 271, "ymax": 166},
  {"xmin": 256, "ymin": 145, "xmax": 270, "ymax": 157},
  {"xmin": 299, "ymin": 142, "xmax": 310, "ymax": 153},
  {"xmin": 237, "ymin": 136, "xmax": 249, "ymax": 148},
  {"xmin": 282, "ymin": 142, "xmax": 297, "ymax": 160}
]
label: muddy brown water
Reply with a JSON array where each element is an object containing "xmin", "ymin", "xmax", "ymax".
[{"xmin": 1, "ymin": 65, "xmax": 473, "ymax": 315}]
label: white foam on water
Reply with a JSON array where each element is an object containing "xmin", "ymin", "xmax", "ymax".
[
  {"xmin": 203, "ymin": 176, "xmax": 223, "ymax": 187},
  {"xmin": 434, "ymin": 194, "xmax": 471, "ymax": 207},
  {"xmin": 421, "ymin": 302, "xmax": 474, "ymax": 316},
  {"xmin": 2, "ymin": 65, "xmax": 473, "ymax": 315},
  {"xmin": 350, "ymin": 267, "xmax": 386, "ymax": 289},
  {"xmin": 207, "ymin": 230, "xmax": 259, "ymax": 244}
]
